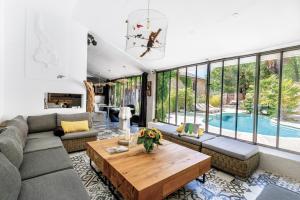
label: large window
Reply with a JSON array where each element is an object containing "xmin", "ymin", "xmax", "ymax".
[
  {"xmin": 208, "ymin": 62, "xmax": 222, "ymax": 134},
  {"xmin": 279, "ymin": 50, "xmax": 300, "ymax": 152},
  {"xmin": 112, "ymin": 75, "xmax": 142, "ymax": 115},
  {"xmin": 195, "ymin": 64, "xmax": 207, "ymax": 129},
  {"xmin": 155, "ymin": 46, "xmax": 300, "ymax": 153},
  {"xmin": 237, "ymin": 57, "xmax": 256, "ymax": 142}
]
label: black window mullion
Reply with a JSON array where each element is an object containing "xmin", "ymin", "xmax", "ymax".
[
  {"xmin": 253, "ymin": 54, "xmax": 261, "ymax": 144},
  {"xmin": 235, "ymin": 58, "xmax": 240, "ymax": 139},
  {"xmin": 168, "ymin": 71, "xmax": 171, "ymax": 124},
  {"xmin": 276, "ymin": 51, "xmax": 284, "ymax": 148},
  {"xmin": 175, "ymin": 69, "xmax": 179, "ymax": 125},
  {"xmin": 155, "ymin": 73, "xmax": 158, "ymax": 120},
  {"xmin": 194, "ymin": 66, "xmax": 198, "ymax": 124},
  {"xmin": 205, "ymin": 63, "xmax": 211, "ymax": 132},
  {"xmin": 184, "ymin": 67, "xmax": 188, "ymax": 123},
  {"xmin": 220, "ymin": 60, "xmax": 225, "ymax": 135},
  {"xmin": 162, "ymin": 72, "xmax": 165, "ymax": 122}
]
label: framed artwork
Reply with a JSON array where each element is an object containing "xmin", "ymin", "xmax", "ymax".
[
  {"xmin": 95, "ymin": 86, "xmax": 104, "ymax": 95},
  {"xmin": 147, "ymin": 81, "xmax": 152, "ymax": 96}
]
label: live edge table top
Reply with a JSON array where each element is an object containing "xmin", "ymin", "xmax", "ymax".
[{"xmin": 86, "ymin": 138, "xmax": 211, "ymax": 200}]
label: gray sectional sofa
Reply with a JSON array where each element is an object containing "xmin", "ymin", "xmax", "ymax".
[
  {"xmin": 149, "ymin": 122, "xmax": 260, "ymax": 178},
  {"xmin": 0, "ymin": 113, "xmax": 97, "ymax": 200}
]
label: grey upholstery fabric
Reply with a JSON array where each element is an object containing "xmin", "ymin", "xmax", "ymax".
[
  {"xmin": 27, "ymin": 113, "xmax": 57, "ymax": 133},
  {"xmin": 18, "ymin": 169, "xmax": 90, "ymax": 200},
  {"xmin": 1, "ymin": 116, "xmax": 28, "ymax": 148},
  {"xmin": 0, "ymin": 153, "xmax": 21, "ymax": 200},
  {"xmin": 20, "ymin": 147, "xmax": 73, "ymax": 180},
  {"xmin": 0, "ymin": 127, "xmax": 24, "ymax": 168},
  {"xmin": 256, "ymin": 184, "xmax": 300, "ymax": 200},
  {"xmin": 24, "ymin": 137, "xmax": 63, "ymax": 153},
  {"xmin": 202, "ymin": 137, "xmax": 259, "ymax": 160},
  {"xmin": 57, "ymin": 112, "xmax": 93, "ymax": 128},
  {"xmin": 178, "ymin": 134, "xmax": 216, "ymax": 146},
  {"xmin": 60, "ymin": 128, "xmax": 98, "ymax": 140},
  {"xmin": 27, "ymin": 131, "xmax": 55, "ymax": 139}
]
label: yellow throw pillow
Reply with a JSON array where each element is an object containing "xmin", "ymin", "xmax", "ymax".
[
  {"xmin": 198, "ymin": 128, "xmax": 204, "ymax": 136},
  {"xmin": 61, "ymin": 120, "xmax": 89, "ymax": 134},
  {"xmin": 176, "ymin": 123, "xmax": 184, "ymax": 133}
]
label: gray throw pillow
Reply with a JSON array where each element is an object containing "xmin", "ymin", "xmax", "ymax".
[
  {"xmin": 0, "ymin": 152, "xmax": 21, "ymax": 200},
  {"xmin": 0, "ymin": 127, "xmax": 24, "ymax": 168},
  {"xmin": 1, "ymin": 116, "xmax": 28, "ymax": 148},
  {"xmin": 57, "ymin": 112, "xmax": 93, "ymax": 128},
  {"xmin": 27, "ymin": 113, "xmax": 57, "ymax": 133}
]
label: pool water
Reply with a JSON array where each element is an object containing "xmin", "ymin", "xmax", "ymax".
[{"xmin": 208, "ymin": 113, "xmax": 300, "ymax": 138}]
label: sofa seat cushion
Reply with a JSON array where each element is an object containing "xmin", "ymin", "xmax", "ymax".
[
  {"xmin": 18, "ymin": 169, "xmax": 90, "ymax": 200},
  {"xmin": 20, "ymin": 147, "xmax": 73, "ymax": 180},
  {"xmin": 149, "ymin": 122, "xmax": 178, "ymax": 138},
  {"xmin": 27, "ymin": 113, "xmax": 57, "ymax": 133},
  {"xmin": 60, "ymin": 129, "xmax": 98, "ymax": 140},
  {"xmin": 27, "ymin": 131, "xmax": 56, "ymax": 139},
  {"xmin": 0, "ymin": 127, "xmax": 24, "ymax": 168},
  {"xmin": 177, "ymin": 134, "xmax": 216, "ymax": 146},
  {"xmin": 202, "ymin": 137, "xmax": 258, "ymax": 160},
  {"xmin": 57, "ymin": 112, "xmax": 93, "ymax": 128},
  {"xmin": 0, "ymin": 152, "xmax": 21, "ymax": 200},
  {"xmin": 24, "ymin": 137, "xmax": 63, "ymax": 153},
  {"xmin": 256, "ymin": 184, "xmax": 300, "ymax": 200}
]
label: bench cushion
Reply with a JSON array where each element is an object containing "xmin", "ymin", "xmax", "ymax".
[
  {"xmin": 20, "ymin": 147, "xmax": 73, "ymax": 180},
  {"xmin": 57, "ymin": 112, "xmax": 92, "ymax": 128},
  {"xmin": 27, "ymin": 131, "xmax": 56, "ymax": 139},
  {"xmin": 149, "ymin": 122, "xmax": 216, "ymax": 146},
  {"xmin": 0, "ymin": 153, "xmax": 21, "ymax": 200},
  {"xmin": 178, "ymin": 134, "xmax": 216, "ymax": 146},
  {"xmin": 18, "ymin": 169, "xmax": 90, "ymax": 200},
  {"xmin": 24, "ymin": 137, "xmax": 63, "ymax": 153},
  {"xmin": 27, "ymin": 113, "xmax": 57, "ymax": 133},
  {"xmin": 256, "ymin": 184, "xmax": 300, "ymax": 200},
  {"xmin": 60, "ymin": 129, "xmax": 98, "ymax": 140},
  {"xmin": 202, "ymin": 137, "xmax": 258, "ymax": 160}
]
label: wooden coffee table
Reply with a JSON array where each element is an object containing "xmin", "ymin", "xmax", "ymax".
[{"xmin": 86, "ymin": 138, "xmax": 211, "ymax": 200}]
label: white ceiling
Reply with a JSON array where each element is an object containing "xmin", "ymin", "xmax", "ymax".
[{"xmin": 73, "ymin": 0, "xmax": 300, "ymax": 79}]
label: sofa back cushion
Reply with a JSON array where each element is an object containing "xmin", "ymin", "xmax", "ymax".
[
  {"xmin": 27, "ymin": 113, "xmax": 57, "ymax": 133},
  {"xmin": 0, "ymin": 127, "xmax": 23, "ymax": 168},
  {"xmin": 57, "ymin": 112, "xmax": 92, "ymax": 128},
  {"xmin": 0, "ymin": 116, "xmax": 28, "ymax": 148},
  {"xmin": 0, "ymin": 152, "xmax": 21, "ymax": 200}
]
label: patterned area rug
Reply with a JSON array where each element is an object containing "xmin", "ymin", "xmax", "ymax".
[{"xmin": 70, "ymin": 131, "xmax": 300, "ymax": 200}]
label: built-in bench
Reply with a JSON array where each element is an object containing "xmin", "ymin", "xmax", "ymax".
[{"xmin": 148, "ymin": 122, "xmax": 259, "ymax": 178}]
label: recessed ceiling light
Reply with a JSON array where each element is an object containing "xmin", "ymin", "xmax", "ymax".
[{"xmin": 232, "ymin": 12, "xmax": 239, "ymax": 17}]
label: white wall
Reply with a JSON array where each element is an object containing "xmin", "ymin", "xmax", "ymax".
[
  {"xmin": 2, "ymin": 0, "xmax": 88, "ymax": 120},
  {"xmin": 0, "ymin": 0, "xmax": 4, "ymax": 121},
  {"xmin": 146, "ymin": 72, "xmax": 156, "ymax": 123}
]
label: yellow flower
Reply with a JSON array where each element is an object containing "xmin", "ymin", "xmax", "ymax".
[
  {"xmin": 139, "ymin": 130, "xmax": 145, "ymax": 137},
  {"xmin": 148, "ymin": 131, "xmax": 155, "ymax": 138}
]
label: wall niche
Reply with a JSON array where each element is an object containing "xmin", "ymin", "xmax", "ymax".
[{"xmin": 44, "ymin": 93, "xmax": 82, "ymax": 109}]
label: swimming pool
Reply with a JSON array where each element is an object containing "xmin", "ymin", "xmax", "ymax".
[{"xmin": 208, "ymin": 113, "xmax": 300, "ymax": 138}]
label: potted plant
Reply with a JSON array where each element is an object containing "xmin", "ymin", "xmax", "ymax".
[{"xmin": 137, "ymin": 128, "xmax": 162, "ymax": 153}]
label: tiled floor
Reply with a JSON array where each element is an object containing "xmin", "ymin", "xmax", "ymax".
[{"xmin": 70, "ymin": 130, "xmax": 300, "ymax": 200}]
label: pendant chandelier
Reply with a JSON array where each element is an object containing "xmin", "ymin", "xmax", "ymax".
[{"xmin": 125, "ymin": 0, "xmax": 168, "ymax": 60}]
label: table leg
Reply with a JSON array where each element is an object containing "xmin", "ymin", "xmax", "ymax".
[
  {"xmin": 89, "ymin": 159, "xmax": 121, "ymax": 200},
  {"xmin": 196, "ymin": 174, "xmax": 206, "ymax": 184},
  {"xmin": 107, "ymin": 108, "xmax": 110, "ymax": 128}
]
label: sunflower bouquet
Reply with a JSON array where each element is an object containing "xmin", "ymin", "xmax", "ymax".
[{"xmin": 137, "ymin": 128, "xmax": 163, "ymax": 153}]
